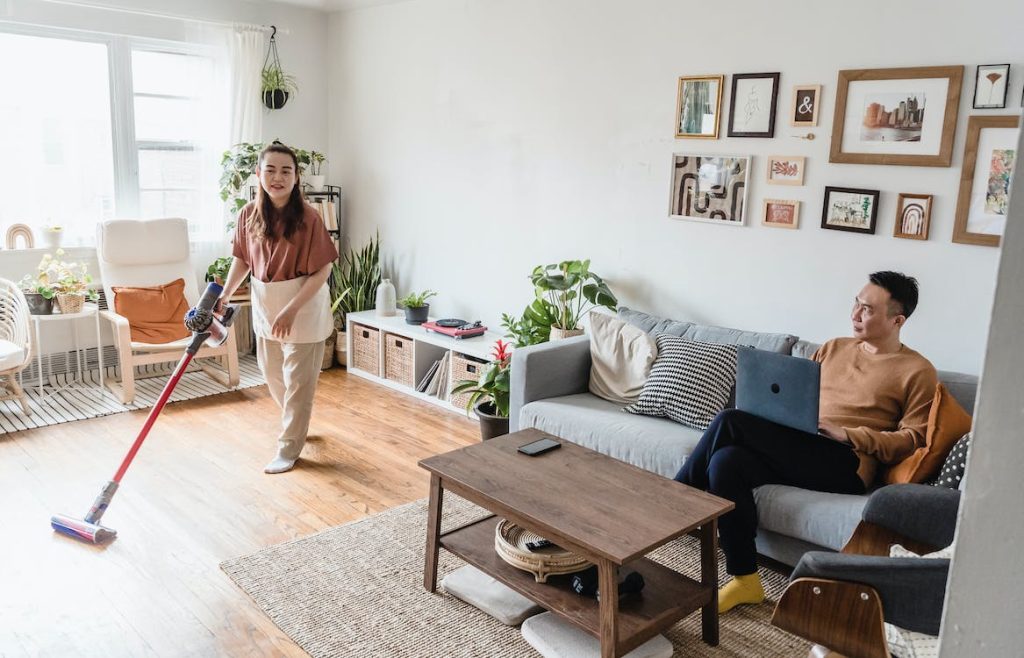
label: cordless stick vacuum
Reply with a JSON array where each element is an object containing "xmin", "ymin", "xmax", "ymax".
[{"xmin": 51, "ymin": 282, "xmax": 238, "ymax": 544}]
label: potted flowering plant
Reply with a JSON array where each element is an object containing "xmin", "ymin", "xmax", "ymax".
[
  {"xmin": 19, "ymin": 275, "xmax": 56, "ymax": 315},
  {"xmin": 33, "ymin": 250, "xmax": 98, "ymax": 314},
  {"xmin": 451, "ymin": 339, "xmax": 511, "ymax": 440}
]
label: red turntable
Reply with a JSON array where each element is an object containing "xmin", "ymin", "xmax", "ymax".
[{"xmin": 422, "ymin": 319, "xmax": 487, "ymax": 339}]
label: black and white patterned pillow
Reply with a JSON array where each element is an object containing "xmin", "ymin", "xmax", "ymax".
[
  {"xmin": 624, "ymin": 335, "xmax": 738, "ymax": 430},
  {"xmin": 931, "ymin": 432, "xmax": 971, "ymax": 489}
]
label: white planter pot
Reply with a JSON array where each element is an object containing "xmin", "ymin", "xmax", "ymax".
[
  {"xmin": 306, "ymin": 175, "xmax": 326, "ymax": 192},
  {"xmin": 42, "ymin": 231, "xmax": 63, "ymax": 251},
  {"xmin": 549, "ymin": 326, "xmax": 584, "ymax": 341}
]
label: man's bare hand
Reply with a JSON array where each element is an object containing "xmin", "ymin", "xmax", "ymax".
[{"xmin": 818, "ymin": 421, "xmax": 850, "ymax": 444}]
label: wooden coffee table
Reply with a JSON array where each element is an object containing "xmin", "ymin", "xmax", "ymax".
[{"xmin": 419, "ymin": 429, "xmax": 734, "ymax": 658}]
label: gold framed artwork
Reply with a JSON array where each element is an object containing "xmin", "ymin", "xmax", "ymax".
[
  {"xmin": 790, "ymin": 85, "xmax": 821, "ymax": 127},
  {"xmin": 765, "ymin": 155, "xmax": 805, "ymax": 185},
  {"xmin": 829, "ymin": 65, "xmax": 963, "ymax": 167},
  {"xmin": 953, "ymin": 115, "xmax": 1020, "ymax": 247},
  {"xmin": 675, "ymin": 75, "xmax": 725, "ymax": 139},
  {"xmin": 762, "ymin": 199, "xmax": 800, "ymax": 229},
  {"xmin": 893, "ymin": 193, "xmax": 932, "ymax": 240}
]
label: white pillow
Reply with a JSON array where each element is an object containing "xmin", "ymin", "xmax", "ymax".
[{"xmin": 588, "ymin": 312, "xmax": 658, "ymax": 405}]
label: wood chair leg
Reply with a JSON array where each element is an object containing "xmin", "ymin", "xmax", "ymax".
[
  {"xmin": 110, "ymin": 324, "xmax": 136, "ymax": 404},
  {"xmin": 9, "ymin": 375, "xmax": 30, "ymax": 415}
]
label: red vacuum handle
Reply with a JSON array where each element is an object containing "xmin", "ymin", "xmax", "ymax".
[{"xmin": 111, "ymin": 352, "xmax": 195, "ymax": 483}]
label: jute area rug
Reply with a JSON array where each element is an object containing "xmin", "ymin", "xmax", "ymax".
[{"xmin": 221, "ymin": 495, "xmax": 809, "ymax": 657}]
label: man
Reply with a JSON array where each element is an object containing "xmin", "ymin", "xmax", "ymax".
[{"xmin": 674, "ymin": 271, "xmax": 938, "ymax": 613}]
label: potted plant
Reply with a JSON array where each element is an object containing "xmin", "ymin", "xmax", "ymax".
[
  {"xmin": 206, "ymin": 256, "xmax": 249, "ymax": 294},
  {"xmin": 530, "ymin": 260, "xmax": 618, "ymax": 340},
  {"xmin": 331, "ymin": 233, "xmax": 382, "ymax": 366},
  {"xmin": 219, "ymin": 142, "xmax": 264, "ymax": 220},
  {"xmin": 306, "ymin": 151, "xmax": 327, "ymax": 191},
  {"xmin": 398, "ymin": 289, "xmax": 437, "ymax": 325},
  {"xmin": 501, "ymin": 297, "xmax": 558, "ymax": 347},
  {"xmin": 451, "ymin": 339, "xmax": 511, "ymax": 440},
  {"xmin": 19, "ymin": 275, "xmax": 55, "ymax": 315},
  {"xmin": 39, "ymin": 250, "xmax": 98, "ymax": 314}
]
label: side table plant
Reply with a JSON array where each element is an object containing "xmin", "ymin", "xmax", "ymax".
[{"xmin": 451, "ymin": 339, "xmax": 511, "ymax": 440}]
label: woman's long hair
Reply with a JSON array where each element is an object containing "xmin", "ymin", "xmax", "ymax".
[{"xmin": 249, "ymin": 141, "xmax": 305, "ymax": 241}]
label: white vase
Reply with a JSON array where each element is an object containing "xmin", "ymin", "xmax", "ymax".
[
  {"xmin": 306, "ymin": 175, "xmax": 326, "ymax": 192},
  {"xmin": 376, "ymin": 279, "xmax": 397, "ymax": 316},
  {"xmin": 42, "ymin": 230, "xmax": 63, "ymax": 251},
  {"xmin": 335, "ymin": 330, "xmax": 348, "ymax": 367}
]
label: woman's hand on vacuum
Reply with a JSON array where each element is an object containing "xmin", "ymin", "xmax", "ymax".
[{"xmin": 272, "ymin": 305, "xmax": 299, "ymax": 339}]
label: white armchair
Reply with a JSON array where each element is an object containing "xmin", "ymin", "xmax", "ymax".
[
  {"xmin": 96, "ymin": 218, "xmax": 239, "ymax": 404},
  {"xmin": 0, "ymin": 278, "xmax": 32, "ymax": 414}
]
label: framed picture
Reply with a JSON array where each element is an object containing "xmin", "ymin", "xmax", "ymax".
[
  {"xmin": 766, "ymin": 155, "xmax": 805, "ymax": 185},
  {"xmin": 728, "ymin": 72, "xmax": 780, "ymax": 138},
  {"xmin": 953, "ymin": 115, "xmax": 1020, "ymax": 247},
  {"xmin": 894, "ymin": 193, "xmax": 933, "ymax": 240},
  {"xmin": 675, "ymin": 75, "xmax": 725, "ymax": 139},
  {"xmin": 762, "ymin": 199, "xmax": 800, "ymax": 229},
  {"xmin": 829, "ymin": 65, "xmax": 963, "ymax": 167},
  {"xmin": 668, "ymin": 153, "xmax": 750, "ymax": 226},
  {"xmin": 821, "ymin": 186, "xmax": 880, "ymax": 234},
  {"xmin": 791, "ymin": 84, "xmax": 821, "ymax": 127},
  {"xmin": 973, "ymin": 64, "xmax": 1010, "ymax": 109}
]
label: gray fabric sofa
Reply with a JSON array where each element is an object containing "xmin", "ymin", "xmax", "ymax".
[{"xmin": 509, "ymin": 308, "xmax": 978, "ymax": 568}]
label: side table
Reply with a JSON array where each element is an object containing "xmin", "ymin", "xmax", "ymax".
[{"xmin": 29, "ymin": 302, "xmax": 104, "ymax": 398}]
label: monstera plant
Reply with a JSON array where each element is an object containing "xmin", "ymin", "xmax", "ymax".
[{"xmin": 529, "ymin": 260, "xmax": 617, "ymax": 338}]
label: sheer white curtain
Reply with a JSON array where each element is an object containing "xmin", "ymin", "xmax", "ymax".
[{"xmin": 229, "ymin": 26, "xmax": 265, "ymax": 146}]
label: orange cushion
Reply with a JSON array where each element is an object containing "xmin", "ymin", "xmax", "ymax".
[
  {"xmin": 884, "ymin": 383, "xmax": 972, "ymax": 484},
  {"xmin": 112, "ymin": 278, "xmax": 191, "ymax": 344}
]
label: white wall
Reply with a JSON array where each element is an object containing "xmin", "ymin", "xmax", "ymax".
[{"xmin": 328, "ymin": 0, "xmax": 1023, "ymax": 374}]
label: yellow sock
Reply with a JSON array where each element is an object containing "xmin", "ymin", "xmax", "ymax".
[{"xmin": 718, "ymin": 573, "xmax": 765, "ymax": 614}]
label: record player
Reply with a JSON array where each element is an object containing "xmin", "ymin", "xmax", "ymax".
[{"xmin": 422, "ymin": 318, "xmax": 487, "ymax": 339}]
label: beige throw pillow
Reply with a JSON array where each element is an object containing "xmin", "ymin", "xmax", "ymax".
[{"xmin": 588, "ymin": 312, "xmax": 658, "ymax": 405}]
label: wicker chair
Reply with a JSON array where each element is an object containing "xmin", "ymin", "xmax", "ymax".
[{"xmin": 0, "ymin": 278, "xmax": 33, "ymax": 414}]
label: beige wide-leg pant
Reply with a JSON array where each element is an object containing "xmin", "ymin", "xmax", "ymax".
[{"xmin": 256, "ymin": 337, "xmax": 325, "ymax": 461}]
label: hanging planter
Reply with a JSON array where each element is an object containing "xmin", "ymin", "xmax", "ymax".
[{"xmin": 261, "ymin": 26, "xmax": 297, "ymax": 110}]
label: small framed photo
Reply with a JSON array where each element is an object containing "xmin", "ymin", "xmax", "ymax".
[
  {"xmin": 821, "ymin": 186, "xmax": 880, "ymax": 234},
  {"xmin": 953, "ymin": 115, "xmax": 1020, "ymax": 247},
  {"xmin": 894, "ymin": 193, "xmax": 933, "ymax": 240},
  {"xmin": 791, "ymin": 84, "xmax": 821, "ymax": 127},
  {"xmin": 766, "ymin": 155, "xmax": 805, "ymax": 185},
  {"xmin": 762, "ymin": 199, "xmax": 800, "ymax": 229},
  {"xmin": 728, "ymin": 72, "xmax": 780, "ymax": 138},
  {"xmin": 973, "ymin": 64, "xmax": 1010, "ymax": 109},
  {"xmin": 675, "ymin": 75, "xmax": 725, "ymax": 139},
  {"xmin": 668, "ymin": 153, "xmax": 750, "ymax": 226}
]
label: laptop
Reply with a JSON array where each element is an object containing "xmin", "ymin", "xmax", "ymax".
[{"xmin": 735, "ymin": 346, "xmax": 820, "ymax": 435}]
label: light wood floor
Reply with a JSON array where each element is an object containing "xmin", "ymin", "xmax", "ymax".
[{"xmin": 0, "ymin": 367, "xmax": 478, "ymax": 657}]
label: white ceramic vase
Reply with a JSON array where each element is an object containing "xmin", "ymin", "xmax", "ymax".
[{"xmin": 376, "ymin": 279, "xmax": 397, "ymax": 316}]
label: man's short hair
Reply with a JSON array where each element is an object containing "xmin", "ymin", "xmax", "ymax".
[{"xmin": 869, "ymin": 271, "xmax": 919, "ymax": 319}]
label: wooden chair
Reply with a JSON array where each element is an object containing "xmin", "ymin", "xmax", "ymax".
[
  {"xmin": 771, "ymin": 484, "xmax": 959, "ymax": 658},
  {"xmin": 96, "ymin": 218, "xmax": 239, "ymax": 404},
  {"xmin": 0, "ymin": 278, "xmax": 33, "ymax": 414}
]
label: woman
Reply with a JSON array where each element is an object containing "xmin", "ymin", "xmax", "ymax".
[{"xmin": 219, "ymin": 142, "xmax": 338, "ymax": 474}]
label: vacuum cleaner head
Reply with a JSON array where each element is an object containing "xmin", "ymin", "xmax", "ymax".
[{"xmin": 51, "ymin": 514, "xmax": 117, "ymax": 544}]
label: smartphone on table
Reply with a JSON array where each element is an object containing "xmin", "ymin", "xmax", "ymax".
[{"xmin": 517, "ymin": 437, "xmax": 561, "ymax": 456}]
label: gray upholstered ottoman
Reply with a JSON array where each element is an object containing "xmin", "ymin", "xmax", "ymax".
[
  {"xmin": 521, "ymin": 612, "xmax": 673, "ymax": 658},
  {"xmin": 442, "ymin": 565, "xmax": 543, "ymax": 626}
]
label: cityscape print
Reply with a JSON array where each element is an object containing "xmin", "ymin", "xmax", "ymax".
[{"xmin": 861, "ymin": 92, "xmax": 926, "ymax": 142}]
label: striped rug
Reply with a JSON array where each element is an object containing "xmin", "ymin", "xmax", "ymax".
[{"xmin": 0, "ymin": 355, "xmax": 265, "ymax": 434}]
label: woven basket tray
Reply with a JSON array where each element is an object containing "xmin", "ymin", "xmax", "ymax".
[{"xmin": 494, "ymin": 518, "xmax": 590, "ymax": 583}]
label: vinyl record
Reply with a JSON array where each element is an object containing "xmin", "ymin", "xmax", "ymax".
[{"xmin": 435, "ymin": 318, "xmax": 467, "ymax": 328}]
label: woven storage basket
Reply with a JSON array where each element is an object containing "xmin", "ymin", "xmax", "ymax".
[
  {"xmin": 494, "ymin": 518, "xmax": 590, "ymax": 583},
  {"xmin": 56, "ymin": 294, "xmax": 85, "ymax": 315},
  {"xmin": 383, "ymin": 332, "xmax": 414, "ymax": 387},
  {"xmin": 449, "ymin": 352, "xmax": 488, "ymax": 410},
  {"xmin": 351, "ymin": 323, "xmax": 380, "ymax": 375}
]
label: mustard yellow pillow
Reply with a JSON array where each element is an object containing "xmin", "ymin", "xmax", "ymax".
[
  {"xmin": 884, "ymin": 383, "xmax": 972, "ymax": 485},
  {"xmin": 112, "ymin": 278, "xmax": 191, "ymax": 344}
]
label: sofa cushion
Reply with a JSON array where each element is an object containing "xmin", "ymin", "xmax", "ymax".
[
  {"xmin": 683, "ymin": 323, "xmax": 798, "ymax": 355},
  {"xmin": 519, "ymin": 394, "xmax": 702, "ymax": 478},
  {"xmin": 753, "ymin": 484, "xmax": 868, "ymax": 551},
  {"xmin": 587, "ymin": 312, "xmax": 658, "ymax": 405},
  {"xmin": 931, "ymin": 433, "xmax": 971, "ymax": 490},
  {"xmin": 617, "ymin": 307, "xmax": 692, "ymax": 337},
  {"xmin": 625, "ymin": 336, "xmax": 738, "ymax": 430},
  {"xmin": 884, "ymin": 384, "xmax": 973, "ymax": 485},
  {"xmin": 112, "ymin": 278, "xmax": 191, "ymax": 344}
]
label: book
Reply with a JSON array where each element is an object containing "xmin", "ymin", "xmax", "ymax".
[
  {"xmin": 417, "ymin": 359, "xmax": 441, "ymax": 393},
  {"xmin": 426, "ymin": 353, "xmax": 449, "ymax": 398}
]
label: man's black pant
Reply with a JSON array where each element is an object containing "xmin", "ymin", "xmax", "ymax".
[{"xmin": 674, "ymin": 409, "xmax": 865, "ymax": 575}]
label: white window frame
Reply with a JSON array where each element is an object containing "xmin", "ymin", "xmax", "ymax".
[{"xmin": 0, "ymin": 22, "xmax": 219, "ymax": 221}]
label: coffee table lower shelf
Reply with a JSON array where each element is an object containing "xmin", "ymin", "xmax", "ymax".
[{"xmin": 440, "ymin": 515, "xmax": 711, "ymax": 651}]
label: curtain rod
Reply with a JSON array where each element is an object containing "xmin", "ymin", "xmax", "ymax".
[{"xmin": 30, "ymin": 0, "xmax": 285, "ymax": 33}]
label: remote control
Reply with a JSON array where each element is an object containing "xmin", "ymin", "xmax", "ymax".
[{"xmin": 526, "ymin": 538, "xmax": 554, "ymax": 551}]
